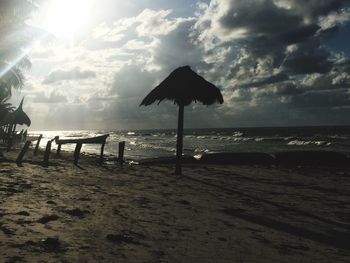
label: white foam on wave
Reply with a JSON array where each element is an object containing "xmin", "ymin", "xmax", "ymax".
[{"xmin": 287, "ymin": 140, "xmax": 331, "ymax": 146}]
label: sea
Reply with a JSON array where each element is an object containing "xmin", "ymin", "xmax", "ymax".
[{"xmin": 31, "ymin": 126, "xmax": 350, "ymax": 161}]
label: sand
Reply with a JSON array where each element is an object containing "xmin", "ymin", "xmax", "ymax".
[{"xmin": 0, "ymin": 150, "xmax": 350, "ymax": 262}]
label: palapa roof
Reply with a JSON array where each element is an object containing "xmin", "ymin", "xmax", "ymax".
[
  {"xmin": 140, "ymin": 66, "xmax": 224, "ymax": 106},
  {"xmin": 4, "ymin": 98, "xmax": 31, "ymax": 126}
]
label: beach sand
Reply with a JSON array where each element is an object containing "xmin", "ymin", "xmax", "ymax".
[{"xmin": 1, "ymin": 150, "xmax": 350, "ymax": 262}]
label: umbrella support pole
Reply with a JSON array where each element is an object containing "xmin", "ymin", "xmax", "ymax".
[
  {"xmin": 175, "ymin": 105, "xmax": 184, "ymax": 175},
  {"xmin": 118, "ymin": 141, "xmax": 126, "ymax": 166}
]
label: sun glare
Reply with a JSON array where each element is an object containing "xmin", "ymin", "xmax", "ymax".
[{"xmin": 42, "ymin": 0, "xmax": 93, "ymax": 39}]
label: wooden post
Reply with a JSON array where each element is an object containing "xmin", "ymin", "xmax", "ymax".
[
  {"xmin": 6, "ymin": 124, "xmax": 13, "ymax": 151},
  {"xmin": 99, "ymin": 142, "xmax": 105, "ymax": 165},
  {"xmin": 54, "ymin": 136, "xmax": 61, "ymax": 156},
  {"xmin": 16, "ymin": 141, "xmax": 31, "ymax": 164},
  {"xmin": 74, "ymin": 142, "xmax": 82, "ymax": 165},
  {"xmin": 43, "ymin": 140, "xmax": 52, "ymax": 167},
  {"xmin": 7, "ymin": 137, "xmax": 13, "ymax": 152},
  {"xmin": 175, "ymin": 105, "xmax": 184, "ymax": 175},
  {"xmin": 118, "ymin": 141, "xmax": 125, "ymax": 166},
  {"xmin": 57, "ymin": 144, "xmax": 62, "ymax": 156},
  {"xmin": 33, "ymin": 134, "xmax": 42, "ymax": 156}
]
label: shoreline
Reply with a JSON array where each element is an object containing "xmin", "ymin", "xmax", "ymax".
[{"xmin": 2, "ymin": 146, "xmax": 350, "ymax": 167}]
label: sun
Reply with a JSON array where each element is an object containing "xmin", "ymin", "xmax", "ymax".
[{"xmin": 42, "ymin": 0, "xmax": 93, "ymax": 39}]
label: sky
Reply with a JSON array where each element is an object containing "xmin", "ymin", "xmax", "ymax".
[{"xmin": 10, "ymin": 0, "xmax": 350, "ymax": 130}]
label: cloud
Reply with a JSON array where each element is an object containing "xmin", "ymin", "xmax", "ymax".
[
  {"xmin": 290, "ymin": 89, "xmax": 350, "ymax": 108},
  {"xmin": 43, "ymin": 67, "xmax": 96, "ymax": 84},
  {"xmin": 238, "ymin": 73, "xmax": 289, "ymax": 88},
  {"xmin": 25, "ymin": 1, "xmax": 350, "ymax": 129},
  {"xmin": 193, "ymin": 0, "xmax": 350, "ymax": 114},
  {"xmin": 30, "ymin": 48, "xmax": 55, "ymax": 59},
  {"xmin": 32, "ymin": 91, "xmax": 68, "ymax": 103}
]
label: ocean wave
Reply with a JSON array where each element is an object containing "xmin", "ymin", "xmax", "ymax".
[
  {"xmin": 232, "ymin": 137, "xmax": 251, "ymax": 142},
  {"xmin": 33, "ymin": 128, "xmax": 349, "ymax": 160},
  {"xmin": 232, "ymin": 131, "xmax": 244, "ymax": 137},
  {"xmin": 254, "ymin": 137, "xmax": 287, "ymax": 142},
  {"xmin": 330, "ymin": 135, "xmax": 349, "ymax": 140},
  {"xmin": 194, "ymin": 148, "xmax": 210, "ymax": 153},
  {"xmin": 287, "ymin": 140, "xmax": 331, "ymax": 146},
  {"xmin": 138, "ymin": 143, "xmax": 175, "ymax": 152}
]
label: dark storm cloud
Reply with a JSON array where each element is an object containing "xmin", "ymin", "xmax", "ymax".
[
  {"xmin": 43, "ymin": 67, "xmax": 96, "ymax": 84},
  {"xmin": 194, "ymin": 0, "xmax": 350, "ymax": 124},
  {"xmin": 283, "ymin": 47, "xmax": 333, "ymax": 74},
  {"xmin": 275, "ymin": 83, "xmax": 303, "ymax": 96},
  {"xmin": 288, "ymin": 0, "xmax": 349, "ymax": 18},
  {"xmin": 152, "ymin": 18, "xmax": 204, "ymax": 73},
  {"xmin": 238, "ymin": 73, "xmax": 289, "ymax": 88},
  {"xmin": 290, "ymin": 89, "xmax": 350, "ymax": 108},
  {"xmin": 218, "ymin": 0, "xmax": 307, "ymax": 40},
  {"xmin": 198, "ymin": 0, "xmax": 350, "ymax": 75}
]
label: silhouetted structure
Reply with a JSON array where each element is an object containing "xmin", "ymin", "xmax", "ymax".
[
  {"xmin": 2, "ymin": 98, "xmax": 31, "ymax": 149},
  {"xmin": 140, "ymin": 66, "xmax": 224, "ymax": 174},
  {"xmin": 4, "ymin": 97, "xmax": 31, "ymax": 127}
]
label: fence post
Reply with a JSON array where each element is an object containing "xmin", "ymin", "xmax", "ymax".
[
  {"xmin": 99, "ymin": 142, "xmax": 105, "ymax": 165},
  {"xmin": 33, "ymin": 134, "xmax": 42, "ymax": 156},
  {"xmin": 118, "ymin": 141, "xmax": 125, "ymax": 166},
  {"xmin": 74, "ymin": 142, "xmax": 82, "ymax": 165},
  {"xmin": 16, "ymin": 141, "xmax": 31, "ymax": 164},
  {"xmin": 43, "ymin": 140, "xmax": 52, "ymax": 167}
]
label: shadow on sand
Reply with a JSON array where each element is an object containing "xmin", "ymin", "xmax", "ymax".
[
  {"xmin": 222, "ymin": 208, "xmax": 350, "ymax": 250},
  {"xmin": 183, "ymin": 175, "xmax": 350, "ymax": 251}
]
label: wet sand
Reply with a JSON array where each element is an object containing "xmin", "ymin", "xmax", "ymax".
[{"xmin": 0, "ymin": 150, "xmax": 350, "ymax": 262}]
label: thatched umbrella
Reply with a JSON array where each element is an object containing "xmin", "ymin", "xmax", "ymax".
[
  {"xmin": 140, "ymin": 66, "xmax": 224, "ymax": 174},
  {"xmin": 4, "ymin": 97, "xmax": 31, "ymax": 133}
]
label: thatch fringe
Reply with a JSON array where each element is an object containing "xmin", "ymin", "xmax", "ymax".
[{"xmin": 140, "ymin": 66, "xmax": 224, "ymax": 106}]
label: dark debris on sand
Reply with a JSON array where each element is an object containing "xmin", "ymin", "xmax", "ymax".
[
  {"xmin": 37, "ymin": 215, "xmax": 59, "ymax": 224},
  {"xmin": 106, "ymin": 230, "xmax": 146, "ymax": 245},
  {"xmin": 63, "ymin": 208, "xmax": 90, "ymax": 218},
  {"xmin": 11, "ymin": 237, "xmax": 66, "ymax": 253}
]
